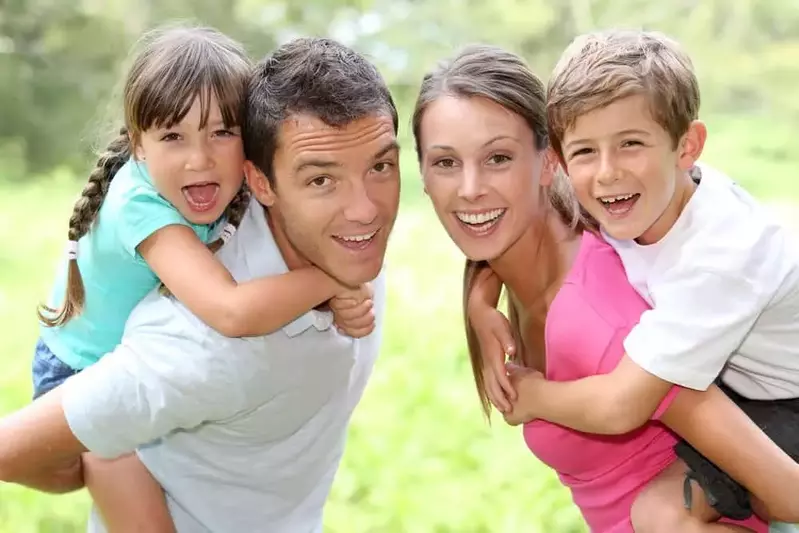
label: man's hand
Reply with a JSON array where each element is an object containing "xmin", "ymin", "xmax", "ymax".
[
  {"xmin": 502, "ymin": 362, "xmax": 545, "ymax": 426},
  {"xmin": 330, "ymin": 283, "xmax": 375, "ymax": 338}
]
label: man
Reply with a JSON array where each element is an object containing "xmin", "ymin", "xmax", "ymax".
[{"xmin": 0, "ymin": 37, "xmax": 401, "ymax": 532}]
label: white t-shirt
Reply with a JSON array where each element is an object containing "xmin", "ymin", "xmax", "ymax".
[
  {"xmin": 62, "ymin": 199, "xmax": 386, "ymax": 533},
  {"xmin": 605, "ymin": 163, "xmax": 799, "ymax": 400}
]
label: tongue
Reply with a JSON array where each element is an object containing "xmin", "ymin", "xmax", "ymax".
[
  {"xmin": 606, "ymin": 197, "xmax": 636, "ymax": 214},
  {"xmin": 184, "ymin": 184, "xmax": 218, "ymax": 205}
]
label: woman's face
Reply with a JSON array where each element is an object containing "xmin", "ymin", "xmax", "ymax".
[{"xmin": 419, "ymin": 95, "xmax": 549, "ymax": 261}]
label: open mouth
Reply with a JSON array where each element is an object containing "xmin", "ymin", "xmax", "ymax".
[
  {"xmin": 333, "ymin": 229, "xmax": 379, "ymax": 251},
  {"xmin": 182, "ymin": 182, "xmax": 221, "ymax": 213},
  {"xmin": 454, "ymin": 208, "xmax": 506, "ymax": 235},
  {"xmin": 598, "ymin": 193, "xmax": 640, "ymax": 217}
]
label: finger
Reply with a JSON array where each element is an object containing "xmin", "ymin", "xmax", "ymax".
[
  {"xmin": 335, "ymin": 312, "xmax": 375, "ymax": 332},
  {"xmin": 491, "ymin": 325, "xmax": 517, "ymax": 400},
  {"xmin": 337, "ymin": 323, "xmax": 375, "ymax": 338},
  {"xmin": 484, "ymin": 363, "xmax": 511, "ymax": 413},
  {"xmin": 332, "ymin": 300, "xmax": 373, "ymax": 323},
  {"xmin": 329, "ymin": 297, "xmax": 361, "ymax": 311}
]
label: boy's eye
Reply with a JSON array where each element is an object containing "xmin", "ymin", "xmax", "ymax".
[
  {"xmin": 570, "ymin": 147, "xmax": 592, "ymax": 158},
  {"xmin": 213, "ymin": 129, "xmax": 237, "ymax": 137},
  {"xmin": 622, "ymin": 140, "xmax": 643, "ymax": 147},
  {"xmin": 160, "ymin": 132, "xmax": 180, "ymax": 142}
]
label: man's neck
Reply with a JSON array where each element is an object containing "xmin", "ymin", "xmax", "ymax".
[{"xmin": 262, "ymin": 205, "xmax": 311, "ymax": 272}]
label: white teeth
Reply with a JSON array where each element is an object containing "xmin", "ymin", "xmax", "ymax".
[
  {"xmin": 599, "ymin": 194, "xmax": 635, "ymax": 204},
  {"xmin": 337, "ymin": 230, "xmax": 377, "ymax": 242},
  {"xmin": 455, "ymin": 209, "xmax": 505, "ymax": 225}
]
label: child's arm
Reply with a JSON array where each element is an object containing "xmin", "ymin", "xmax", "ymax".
[
  {"xmin": 465, "ymin": 266, "xmax": 517, "ymax": 412},
  {"xmin": 661, "ymin": 385, "xmax": 799, "ymax": 522},
  {"xmin": 138, "ymin": 225, "xmax": 342, "ymax": 338},
  {"xmin": 504, "ymin": 354, "xmax": 673, "ymax": 434},
  {"xmin": 504, "ymin": 263, "xmax": 780, "ymax": 435}
]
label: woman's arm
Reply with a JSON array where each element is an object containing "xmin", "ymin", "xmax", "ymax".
[
  {"xmin": 139, "ymin": 225, "xmax": 342, "ymax": 338},
  {"xmin": 662, "ymin": 385, "xmax": 799, "ymax": 522},
  {"xmin": 465, "ymin": 265, "xmax": 517, "ymax": 411}
]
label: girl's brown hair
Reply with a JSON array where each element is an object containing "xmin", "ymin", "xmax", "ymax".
[
  {"xmin": 38, "ymin": 25, "xmax": 252, "ymax": 327},
  {"xmin": 412, "ymin": 44, "xmax": 596, "ymax": 417}
]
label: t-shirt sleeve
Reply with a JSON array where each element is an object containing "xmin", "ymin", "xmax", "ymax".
[
  {"xmin": 61, "ymin": 295, "xmax": 246, "ymax": 459},
  {"xmin": 624, "ymin": 268, "xmax": 776, "ymax": 392},
  {"xmin": 116, "ymin": 187, "xmax": 192, "ymax": 258}
]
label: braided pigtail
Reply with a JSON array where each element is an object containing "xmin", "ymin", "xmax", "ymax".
[{"xmin": 38, "ymin": 128, "xmax": 131, "ymax": 327}]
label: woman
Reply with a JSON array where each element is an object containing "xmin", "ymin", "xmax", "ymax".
[{"xmin": 411, "ymin": 44, "xmax": 798, "ymax": 532}]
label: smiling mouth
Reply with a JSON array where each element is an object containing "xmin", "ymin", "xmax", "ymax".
[
  {"xmin": 454, "ymin": 208, "xmax": 506, "ymax": 235},
  {"xmin": 182, "ymin": 182, "xmax": 220, "ymax": 213},
  {"xmin": 333, "ymin": 229, "xmax": 379, "ymax": 250},
  {"xmin": 598, "ymin": 193, "xmax": 640, "ymax": 217}
]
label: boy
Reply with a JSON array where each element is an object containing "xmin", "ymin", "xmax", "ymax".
[{"xmin": 482, "ymin": 29, "xmax": 799, "ymax": 531}]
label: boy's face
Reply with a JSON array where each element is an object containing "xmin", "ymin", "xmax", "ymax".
[{"xmin": 560, "ymin": 94, "xmax": 704, "ymax": 244}]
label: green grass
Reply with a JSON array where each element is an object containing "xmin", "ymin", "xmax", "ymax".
[{"xmin": 0, "ymin": 115, "xmax": 796, "ymax": 531}]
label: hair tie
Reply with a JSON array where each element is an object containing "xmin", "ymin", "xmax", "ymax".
[
  {"xmin": 219, "ymin": 223, "xmax": 237, "ymax": 245},
  {"xmin": 66, "ymin": 240, "xmax": 79, "ymax": 260}
]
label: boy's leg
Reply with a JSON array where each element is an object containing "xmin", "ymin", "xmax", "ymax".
[
  {"xmin": 631, "ymin": 460, "xmax": 755, "ymax": 532},
  {"xmin": 676, "ymin": 383, "xmax": 799, "ymax": 524},
  {"xmin": 83, "ymin": 452, "xmax": 176, "ymax": 533}
]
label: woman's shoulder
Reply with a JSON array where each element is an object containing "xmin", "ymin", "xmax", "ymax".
[{"xmin": 565, "ymin": 231, "xmax": 650, "ymax": 322}]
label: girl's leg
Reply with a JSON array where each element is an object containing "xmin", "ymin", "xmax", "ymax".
[
  {"xmin": 631, "ymin": 460, "xmax": 756, "ymax": 533},
  {"xmin": 83, "ymin": 452, "xmax": 176, "ymax": 533}
]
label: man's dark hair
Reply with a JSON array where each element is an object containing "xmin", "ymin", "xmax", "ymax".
[{"xmin": 243, "ymin": 37, "xmax": 398, "ymax": 184}]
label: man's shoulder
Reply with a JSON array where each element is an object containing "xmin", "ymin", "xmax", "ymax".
[{"xmin": 125, "ymin": 290, "xmax": 223, "ymax": 348}]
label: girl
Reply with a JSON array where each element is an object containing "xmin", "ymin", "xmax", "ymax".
[
  {"xmin": 413, "ymin": 44, "xmax": 799, "ymax": 532},
  {"xmin": 34, "ymin": 26, "xmax": 372, "ymax": 533}
]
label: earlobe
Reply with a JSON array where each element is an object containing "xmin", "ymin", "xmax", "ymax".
[
  {"xmin": 243, "ymin": 161, "xmax": 276, "ymax": 207},
  {"xmin": 679, "ymin": 120, "xmax": 707, "ymax": 170}
]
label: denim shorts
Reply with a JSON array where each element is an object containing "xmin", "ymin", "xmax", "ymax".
[{"xmin": 31, "ymin": 338, "xmax": 80, "ymax": 400}]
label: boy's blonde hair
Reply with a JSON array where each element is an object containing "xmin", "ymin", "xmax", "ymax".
[{"xmin": 547, "ymin": 29, "xmax": 700, "ymax": 159}]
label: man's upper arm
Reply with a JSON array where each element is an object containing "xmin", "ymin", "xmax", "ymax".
[
  {"xmin": 623, "ymin": 269, "xmax": 770, "ymax": 391},
  {"xmin": 61, "ymin": 298, "xmax": 245, "ymax": 459}
]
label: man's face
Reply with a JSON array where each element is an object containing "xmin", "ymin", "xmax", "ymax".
[{"xmin": 247, "ymin": 113, "xmax": 400, "ymax": 288}]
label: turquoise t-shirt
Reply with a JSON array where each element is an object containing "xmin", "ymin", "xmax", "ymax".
[{"xmin": 40, "ymin": 159, "xmax": 216, "ymax": 369}]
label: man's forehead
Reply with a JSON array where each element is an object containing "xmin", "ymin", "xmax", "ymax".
[{"xmin": 278, "ymin": 113, "xmax": 397, "ymax": 159}]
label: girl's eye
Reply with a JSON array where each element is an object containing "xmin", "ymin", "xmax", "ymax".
[{"xmin": 433, "ymin": 158, "xmax": 455, "ymax": 169}]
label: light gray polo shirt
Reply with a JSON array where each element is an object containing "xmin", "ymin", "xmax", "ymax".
[{"xmin": 61, "ymin": 199, "xmax": 385, "ymax": 532}]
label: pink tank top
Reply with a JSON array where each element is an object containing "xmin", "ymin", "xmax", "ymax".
[{"xmin": 522, "ymin": 232, "xmax": 766, "ymax": 532}]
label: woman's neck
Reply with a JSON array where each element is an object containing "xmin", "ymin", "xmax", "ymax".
[{"xmin": 489, "ymin": 212, "xmax": 581, "ymax": 313}]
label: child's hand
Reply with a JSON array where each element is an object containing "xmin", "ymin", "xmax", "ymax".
[
  {"xmin": 502, "ymin": 362, "xmax": 544, "ymax": 426},
  {"xmin": 330, "ymin": 283, "xmax": 375, "ymax": 338},
  {"xmin": 467, "ymin": 292, "xmax": 517, "ymax": 413}
]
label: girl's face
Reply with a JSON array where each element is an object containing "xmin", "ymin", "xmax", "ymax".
[
  {"xmin": 419, "ymin": 95, "xmax": 551, "ymax": 261},
  {"xmin": 135, "ymin": 93, "xmax": 245, "ymax": 225}
]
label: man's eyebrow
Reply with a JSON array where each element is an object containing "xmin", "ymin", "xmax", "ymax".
[
  {"xmin": 294, "ymin": 158, "xmax": 342, "ymax": 174},
  {"xmin": 372, "ymin": 140, "xmax": 400, "ymax": 159}
]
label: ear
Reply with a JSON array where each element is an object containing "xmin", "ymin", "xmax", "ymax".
[
  {"xmin": 133, "ymin": 141, "xmax": 145, "ymax": 161},
  {"xmin": 677, "ymin": 120, "xmax": 707, "ymax": 171},
  {"xmin": 538, "ymin": 147, "xmax": 560, "ymax": 187},
  {"xmin": 244, "ymin": 160, "xmax": 277, "ymax": 207}
]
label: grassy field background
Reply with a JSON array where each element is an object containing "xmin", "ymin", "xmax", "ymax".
[{"xmin": 0, "ymin": 113, "xmax": 796, "ymax": 532}]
